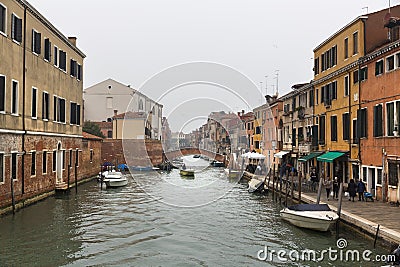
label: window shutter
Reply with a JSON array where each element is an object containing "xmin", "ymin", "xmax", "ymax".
[
  {"xmin": 77, "ymin": 104, "xmax": 81, "ymax": 125},
  {"xmin": 292, "ymin": 128, "xmax": 296, "ymax": 147},
  {"xmin": 16, "ymin": 17, "xmax": 22, "ymax": 42},
  {"xmin": 0, "ymin": 76, "xmax": 5, "ymax": 111}
]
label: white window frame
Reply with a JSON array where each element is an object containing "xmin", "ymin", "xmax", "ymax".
[
  {"xmin": 0, "ymin": 74, "xmax": 5, "ymax": 114},
  {"xmin": 32, "ymin": 28, "xmax": 40, "ymax": 56},
  {"xmin": 42, "ymin": 91, "xmax": 49, "ymax": 121},
  {"xmin": 31, "ymin": 86, "xmax": 37, "ymax": 119},
  {"xmin": 42, "ymin": 150, "xmax": 48, "ymax": 175},
  {"xmin": 30, "ymin": 150, "xmax": 36, "ymax": 177},
  {"xmin": 376, "ymin": 167, "xmax": 383, "ymax": 186},
  {"xmin": 11, "ymin": 79, "xmax": 18, "ymax": 116},
  {"xmin": 43, "ymin": 37, "xmax": 51, "ymax": 62},
  {"xmin": 0, "ymin": 2, "xmax": 7, "ymax": 37},
  {"xmin": 386, "ymin": 100, "xmax": 400, "ymax": 136},
  {"xmin": 0, "ymin": 151, "xmax": 5, "ymax": 184},
  {"xmin": 344, "ymin": 75, "xmax": 350, "ymax": 97},
  {"xmin": 10, "ymin": 151, "xmax": 18, "ymax": 181},
  {"xmin": 352, "ymin": 31, "xmax": 359, "ymax": 56},
  {"xmin": 11, "ymin": 13, "xmax": 21, "ymax": 44},
  {"xmin": 386, "ymin": 54, "xmax": 395, "ymax": 73}
]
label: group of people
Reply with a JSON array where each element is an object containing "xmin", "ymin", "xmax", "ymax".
[{"xmin": 310, "ymin": 169, "xmax": 367, "ymax": 202}]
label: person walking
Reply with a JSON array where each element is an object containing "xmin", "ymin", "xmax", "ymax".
[
  {"xmin": 324, "ymin": 177, "xmax": 332, "ymax": 201},
  {"xmin": 357, "ymin": 179, "xmax": 366, "ymax": 201},
  {"xmin": 348, "ymin": 179, "xmax": 357, "ymax": 202},
  {"xmin": 333, "ymin": 177, "xmax": 339, "ymax": 200},
  {"xmin": 310, "ymin": 170, "xmax": 317, "ymax": 192}
]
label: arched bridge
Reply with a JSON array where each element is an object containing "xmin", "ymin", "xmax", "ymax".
[{"xmin": 164, "ymin": 148, "xmax": 226, "ymax": 164}]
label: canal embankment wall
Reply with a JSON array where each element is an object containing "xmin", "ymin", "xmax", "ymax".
[{"xmin": 243, "ymin": 171, "xmax": 400, "ymax": 247}]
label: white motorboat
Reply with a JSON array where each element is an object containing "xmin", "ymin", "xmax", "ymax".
[
  {"xmin": 280, "ymin": 204, "xmax": 339, "ymax": 231},
  {"xmin": 100, "ymin": 170, "xmax": 128, "ymax": 188}
]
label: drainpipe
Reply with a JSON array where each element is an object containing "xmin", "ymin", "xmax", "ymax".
[{"xmin": 21, "ymin": 6, "xmax": 27, "ymax": 195}]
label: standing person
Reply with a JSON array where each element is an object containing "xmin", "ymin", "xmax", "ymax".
[
  {"xmin": 333, "ymin": 177, "xmax": 339, "ymax": 200},
  {"xmin": 310, "ymin": 169, "xmax": 317, "ymax": 192},
  {"xmin": 348, "ymin": 179, "xmax": 357, "ymax": 202},
  {"xmin": 324, "ymin": 177, "xmax": 332, "ymax": 201},
  {"xmin": 357, "ymin": 179, "xmax": 366, "ymax": 201}
]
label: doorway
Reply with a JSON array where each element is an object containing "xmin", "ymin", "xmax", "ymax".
[{"xmin": 56, "ymin": 142, "xmax": 63, "ymax": 184}]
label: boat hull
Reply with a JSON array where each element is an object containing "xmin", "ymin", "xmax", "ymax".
[
  {"xmin": 104, "ymin": 179, "xmax": 128, "ymax": 188},
  {"xmin": 280, "ymin": 209, "xmax": 339, "ymax": 231},
  {"xmin": 180, "ymin": 170, "xmax": 195, "ymax": 177}
]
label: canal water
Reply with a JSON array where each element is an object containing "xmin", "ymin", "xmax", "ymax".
[{"xmin": 0, "ymin": 157, "xmax": 391, "ymax": 266}]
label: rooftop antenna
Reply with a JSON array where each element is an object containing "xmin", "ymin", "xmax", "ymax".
[
  {"xmin": 274, "ymin": 70, "xmax": 279, "ymax": 96},
  {"xmin": 259, "ymin": 81, "xmax": 263, "ymax": 104},
  {"xmin": 265, "ymin": 75, "xmax": 268, "ymax": 96},
  {"xmin": 389, "ymin": 0, "xmax": 391, "ymax": 13}
]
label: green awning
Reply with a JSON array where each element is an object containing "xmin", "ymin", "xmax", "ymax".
[
  {"xmin": 298, "ymin": 152, "xmax": 323, "ymax": 162},
  {"xmin": 317, "ymin": 152, "xmax": 346, "ymax": 163}
]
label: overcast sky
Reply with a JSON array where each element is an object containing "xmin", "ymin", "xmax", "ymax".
[{"xmin": 28, "ymin": 0, "xmax": 398, "ymax": 132}]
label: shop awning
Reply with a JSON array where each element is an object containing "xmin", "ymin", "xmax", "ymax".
[
  {"xmin": 274, "ymin": 151, "xmax": 290, "ymax": 158},
  {"xmin": 298, "ymin": 152, "xmax": 323, "ymax": 162},
  {"xmin": 317, "ymin": 152, "xmax": 346, "ymax": 163}
]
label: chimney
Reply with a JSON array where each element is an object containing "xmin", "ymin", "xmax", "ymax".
[
  {"xmin": 237, "ymin": 112, "xmax": 240, "ymax": 116},
  {"xmin": 242, "ymin": 110, "xmax": 245, "ymax": 115},
  {"xmin": 113, "ymin": 110, "xmax": 118, "ymax": 117},
  {"xmin": 68, "ymin": 37, "xmax": 77, "ymax": 46}
]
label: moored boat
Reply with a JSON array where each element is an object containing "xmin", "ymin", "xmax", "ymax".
[
  {"xmin": 100, "ymin": 170, "xmax": 128, "ymax": 188},
  {"xmin": 248, "ymin": 178, "xmax": 265, "ymax": 193},
  {"xmin": 280, "ymin": 204, "xmax": 339, "ymax": 231},
  {"xmin": 180, "ymin": 169, "xmax": 195, "ymax": 177}
]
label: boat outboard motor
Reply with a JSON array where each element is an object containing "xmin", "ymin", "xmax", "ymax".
[{"xmin": 386, "ymin": 244, "xmax": 400, "ymax": 266}]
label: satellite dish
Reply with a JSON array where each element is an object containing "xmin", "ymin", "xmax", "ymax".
[{"xmin": 385, "ymin": 12, "xmax": 392, "ymax": 21}]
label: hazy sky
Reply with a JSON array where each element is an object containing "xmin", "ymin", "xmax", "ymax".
[{"xmin": 28, "ymin": 0, "xmax": 397, "ymax": 132}]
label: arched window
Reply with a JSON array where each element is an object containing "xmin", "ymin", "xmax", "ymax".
[{"xmin": 139, "ymin": 99, "xmax": 143, "ymax": 111}]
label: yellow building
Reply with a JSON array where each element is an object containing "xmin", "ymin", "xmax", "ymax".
[
  {"xmin": 312, "ymin": 5, "xmax": 400, "ymax": 182},
  {"xmin": 0, "ymin": 0, "xmax": 85, "ymax": 209}
]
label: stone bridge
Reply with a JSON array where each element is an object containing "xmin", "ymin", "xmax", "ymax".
[{"xmin": 164, "ymin": 147, "xmax": 227, "ymax": 164}]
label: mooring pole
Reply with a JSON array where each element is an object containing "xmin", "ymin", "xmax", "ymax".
[
  {"xmin": 75, "ymin": 164, "xmax": 78, "ymax": 194},
  {"xmin": 316, "ymin": 178, "xmax": 323, "ymax": 204},
  {"xmin": 374, "ymin": 224, "xmax": 380, "ymax": 248},
  {"xmin": 336, "ymin": 182, "xmax": 344, "ymax": 239},
  {"xmin": 67, "ymin": 164, "xmax": 71, "ymax": 193},
  {"xmin": 290, "ymin": 170, "xmax": 294, "ymax": 203},
  {"xmin": 298, "ymin": 171, "xmax": 302, "ymax": 202},
  {"xmin": 285, "ymin": 170, "xmax": 289, "ymax": 206},
  {"xmin": 100, "ymin": 165, "xmax": 103, "ymax": 191}
]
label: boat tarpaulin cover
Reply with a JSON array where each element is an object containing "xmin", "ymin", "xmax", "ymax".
[{"xmin": 288, "ymin": 204, "xmax": 331, "ymax": 211}]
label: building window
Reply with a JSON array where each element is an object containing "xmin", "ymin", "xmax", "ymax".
[
  {"xmin": 377, "ymin": 168, "xmax": 383, "ymax": 185},
  {"xmin": 11, "ymin": 152, "xmax": 17, "ymax": 180},
  {"xmin": 59, "ymin": 50, "xmax": 67, "ymax": 71},
  {"xmin": 353, "ymin": 70, "xmax": 359, "ymax": 84},
  {"xmin": 344, "ymin": 75, "xmax": 349, "ymax": 97},
  {"xmin": 54, "ymin": 96, "xmax": 66, "ymax": 123},
  {"xmin": 388, "ymin": 163, "xmax": 399, "ymax": 187},
  {"xmin": 321, "ymin": 81, "xmax": 337, "ymax": 106},
  {"xmin": 386, "ymin": 101, "xmax": 400, "ymax": 136},
  {"xmin": 11, "ymin": 14, "xmax": 22, "ymax": 43},
  {"xmin": 44, "ymin": 38, "xmax": 51, "ymax": 61},
  {"xmin": 54, "ymin": 46, "xmax": 58, "ymax": 67},
  {"xmin": 319, "ymin": 115, "xmax": 325, "ymax": 145},
  {"xmin": 70, "ymin": 59, "xmax": 77, "ymax": 77},
  {"xmin": 309, "ymin": 89, "xmax": 314, "ymax": 107},
  {"xmin": 342, "ymin": 113, "xmax": 350, "ymax": 141},
  {"xmin": 255, "ymin": 141, "xmax": 260, "ymax": 149},
  {"xmin": 70, "ymin": 102, "xmax": 81, "ymax": 125},
  {"xmin": 0, "ymin": 3, "xmax": 6, "ymax": 35},
  {"xmin": 69, "ymin": 149, "xmax": 73, "ymax": 167},
  {"xmin": 42, "ymin": 151, "xmax": 47, "ymax": 174},
  {"xmin": 0, "ymin": 75, "xmax": 5, "ymax": 112},
  {"xmin": 359, "ymin": 67, "xmax": 368, "ymax": 82},
  {"xmin": 31, "ymin": 87, "xmax": 37, "ymax": 119},
  {"xmin": 42, "ymin": 92, "xmax": 49, "ymax": 120},
  {"xmin": 31, "ymin": 151, "xmax": 36, "ymax": 176},
  {"xmin": 255, "ymin": 126, "xmax": 261, "ymax": 134},
  {"xmin": 11, "ymin": 80, "xmax": 18, "ymax": 115},
  {"xmin": 0, "ymin": 153, "xmax": 4, "ymax": 183},
  {"xmin": 139, "ymin": 99, "xmax": 144, "ymax": 111},
  {"xmin": 387, "ymin": 55, "xmax": 395, "ymax": 72},
  {"xmin": 52, "ymin": 150, "xmax": 56, "ymax": 172},
  {"xmin": 77, "ymin": 64, "xmax": 82, "ymax": 80},
  {"xmin": 396, "ymin": 53, "xmax": 400, "ymax": 69},
  {"xmin": 353, "ymin": 119, "xmax": 358, "ymax": 144},
  {"xmin": 90, "ymin": 149, "xmax": 93, "ymax": 163},
  {"xmin": 316, "ymin": 89, "xmax": 319, "ymax": 105},
  {"xmin": 375, "ymin": 60, "xmax": 384, "ymax": 76},
  {"xmin": 32, "ymin": 29, "xmax": 41, "ymax": 55},
  {"xmin": 373, "ymin": 104, "xmax": 383, "ymax": 137},
  {"xmin": 331, "ymin": 116, "xmax": 337, "ymax": 141},
  {"xmin": 344, "ymin": 37, "xmax": 349, "ymax": 59},
  {"xmin": 62, "ymin": 150, "xmax": 66, "ymax": 170},
  {"xmin": 107, "ymin": 130, "xmax": 112, "ymax": 138},
  {"xmin": 106, "ymin": 97, "xmax": 113, "ymax": 109},
  {"xmin": 353, "ymin": 32, "xmax": 358, "ymax": 55},
  {"xmin": 314, "ymin": 58, "xmax": 319, "ymax": 75},
  {"xmin": 357, "ymin": 108, "xmax": 367, "ymax": 138}
]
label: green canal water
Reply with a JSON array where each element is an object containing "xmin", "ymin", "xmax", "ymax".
[{"xmin": 0, "ymin": 157, "xmax": 392, "ymax": 266}]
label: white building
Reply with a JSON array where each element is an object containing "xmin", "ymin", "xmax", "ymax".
[{"xmin": 83, "ymin": 78, "xmax": 163, "ymax": 140}]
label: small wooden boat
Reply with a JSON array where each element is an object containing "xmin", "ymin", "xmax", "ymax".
[
  {"xmin": 180, "ymin": 169, "xmax": 195, "ymax": 177},
  {"xmin": 280, "ymin": 204, "xmax": 339, "ymax": 231}
]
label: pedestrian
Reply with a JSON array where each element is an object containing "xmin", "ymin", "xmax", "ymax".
[
  {"xmin": 324, "ymin": 177, "xmax": 332, "ymax": 201},
  {"xmin": 310, "ymin": 170, "xmax": 317, "ymax": 192},
  {"xmin": 333, "ymin": 177, "xmax": 339, "ymax": 199},
  {"xmin": 357, "ymin": 179, "xmax": 366, "ymax": 201},
  {"xmin": 348, "ymin": 179, "xmax": 357, "ymax": 202}
]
